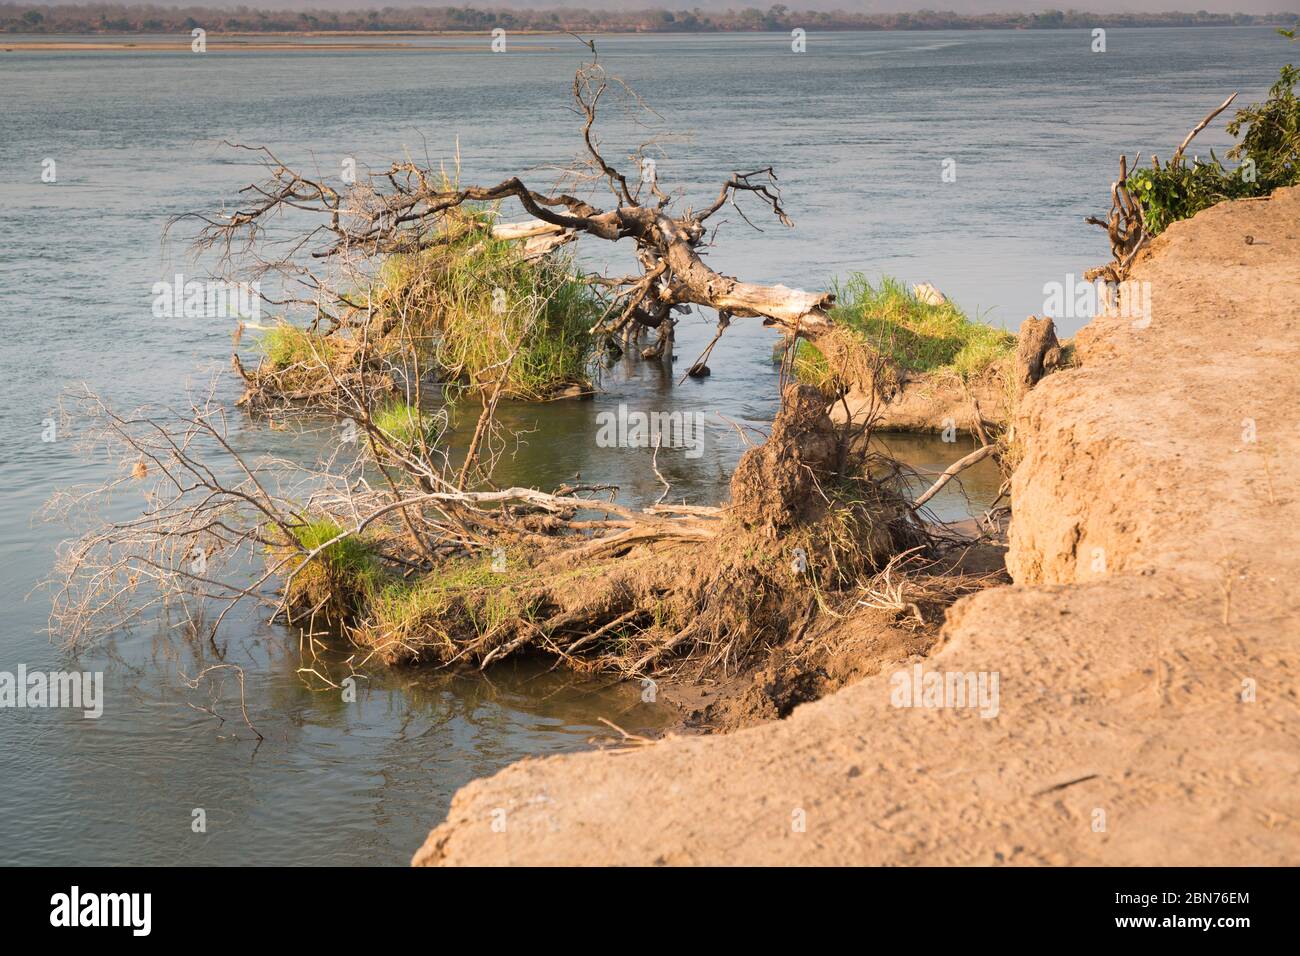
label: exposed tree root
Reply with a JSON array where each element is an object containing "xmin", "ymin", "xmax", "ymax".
[{"xmin": 287, "ymin": 385, "xmax": 928, "ymax": 678}]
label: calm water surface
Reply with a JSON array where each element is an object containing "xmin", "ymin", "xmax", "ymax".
[{"xmin": 0, "ymin": 28, "xmax": 1286, "ymax": 864}]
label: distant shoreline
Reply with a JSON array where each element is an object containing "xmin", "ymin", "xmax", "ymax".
[
  {"xmin": 2, "ymin": 4, "xmax": 1296, "ymax": 45},
  {"xmin": 2, "ymin": 21, "xmax": 1295, "ymax": 54},
  {"xmin": 4, "ymin": 24, "xmax": 1296, "ymax": 36},
  {"xmin": 0, "ymin": 37, "xmax": 534, "ymax": 52}
]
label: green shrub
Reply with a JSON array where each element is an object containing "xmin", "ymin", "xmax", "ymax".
[
  {"xmin": 1227, "ymin": 61, "xmax": 1300, "ymax": 190},
  {"xmin": 1126, "ymin": 48, "xmax": 1299, "ymax": 237},
  {"xmin": 1126, "ymin": 160, "xmax": 1258, "ymax": 237}
]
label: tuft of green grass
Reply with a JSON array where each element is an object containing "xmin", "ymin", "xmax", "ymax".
[
  {"xmin": 366, "ymin": 578, "xmax": 455, "ymax": 648},
  {"xmin": 364, "ymin": 549, "xmax": 526, "ymax": 645},
  {"xmin": 258, "ymin": 322, "xmax": 338, "ymax": 371},
  {"xmin": 371, "ymin": 400, "xmax": 442, "ymax": 449},
  {"xmin": 373, "ymin": 213, "xmax": 602, "ymax": 401},
  {"xmin": 290, "ymin": 518, "xmax": 383, "ymax": 593},
  {"xmin": 795, "ymin": 274, "xmax": 1014, "ymax": 387}
]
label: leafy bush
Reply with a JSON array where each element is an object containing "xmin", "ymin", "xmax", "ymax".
[
  {"xmin": 1127, "ymin": 41, "xmax": 1299, "ymax": 237},
  {"xmin": 1227, "ymin": 61, "xmax": 1300, "ymax": 189},
  {"xmin": 1125, "ymin": 160, "xmax": 1258, "ymax": 237}
]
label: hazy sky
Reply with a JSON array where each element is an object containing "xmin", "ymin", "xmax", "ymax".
[{"xmin": 32, "ymin": 1, "xmax": 1297, "ymax": 14}]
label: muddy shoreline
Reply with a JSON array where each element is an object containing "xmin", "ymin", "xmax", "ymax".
[{"xmin": 414, "ymin": 186, "xmax": 1300, "ymax": 866}]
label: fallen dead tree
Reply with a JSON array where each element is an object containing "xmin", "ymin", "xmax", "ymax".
[
  {"xmin": 47, "ymin": 382, "xmax": 936, "ymax": 679},
  {"xmin": 349, "ymin": 387, "xmax": 928, "ymax": 676},
  {"xmin": 48, "ymin": 43, "xmax": 1000, "ymax": 684},
  {"xmin": 180, "ymin": 42, "xmax": 835, "ymax": 412}
]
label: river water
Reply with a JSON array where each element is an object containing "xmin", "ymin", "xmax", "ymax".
[{"xmin": 0, "ymin": 27, "xmax": 1286, "ymax": 864}]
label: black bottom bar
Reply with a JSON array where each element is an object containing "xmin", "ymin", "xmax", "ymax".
[{"xmin": 4, "ymin": 866, "xmax": 1288, "ymax": 942}]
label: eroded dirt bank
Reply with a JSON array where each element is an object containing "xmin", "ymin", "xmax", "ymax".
[{"xmin": 414, "ymin": 188, "xmax": 1300, "ymax": 866}]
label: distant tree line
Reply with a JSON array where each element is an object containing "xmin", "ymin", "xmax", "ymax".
[{"xmin": 3, "ymin": 5, "xmax": 1296, "ymax": 36}]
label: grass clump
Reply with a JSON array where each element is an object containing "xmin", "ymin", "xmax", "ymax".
[
  {"xmin": 292, "ymin": 519, "xmax": 378, "ymax": 576},
  {"xmin": 794, "ymin": 274, "xmax": 1014, "ymax": 392},
  {"xmin": 362, "ymin": 550, "xmax": 534, "ymax": 657},
  {"xmin": 246, "ymin": 321, "xmax": 351, "ymax": 402},
  {"xmin": 371, "ymin": 400, "xmax": 443, "ymax": 449},
  {"xmin": 244, "ymin": 204, "xmax": 602, "ymax": 406},
  {"xmin": 283, "ymin": 518, "xmax": 385, "ymax": 623},
  {"xmin": 366, "ymin": 579, "xmax": 456, "ymax": 652},
  {"xmin": 374, "ymin": 216, "xmax": 602, "ymax": 401},
  {"xmin": 258, "ymin": 321, "xmax": 340, "ymax": 372}
]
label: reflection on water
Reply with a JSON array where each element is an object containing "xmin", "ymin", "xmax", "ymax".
[
  {"xmin": 411, "ymin": 351, "xmax": 1001, "ymax": 525},
  {"xmin": 872, "ymin": 430, "xmax": 1004, "ymax": 525},
  {"xmin": 9, "ymin": 629, "xmax": 670, "ymax": 866}
]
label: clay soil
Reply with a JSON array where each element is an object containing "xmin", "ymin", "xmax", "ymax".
[{"xmin": 414, "ymin": 187, "xmax": 1300, "ymax": 867}]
